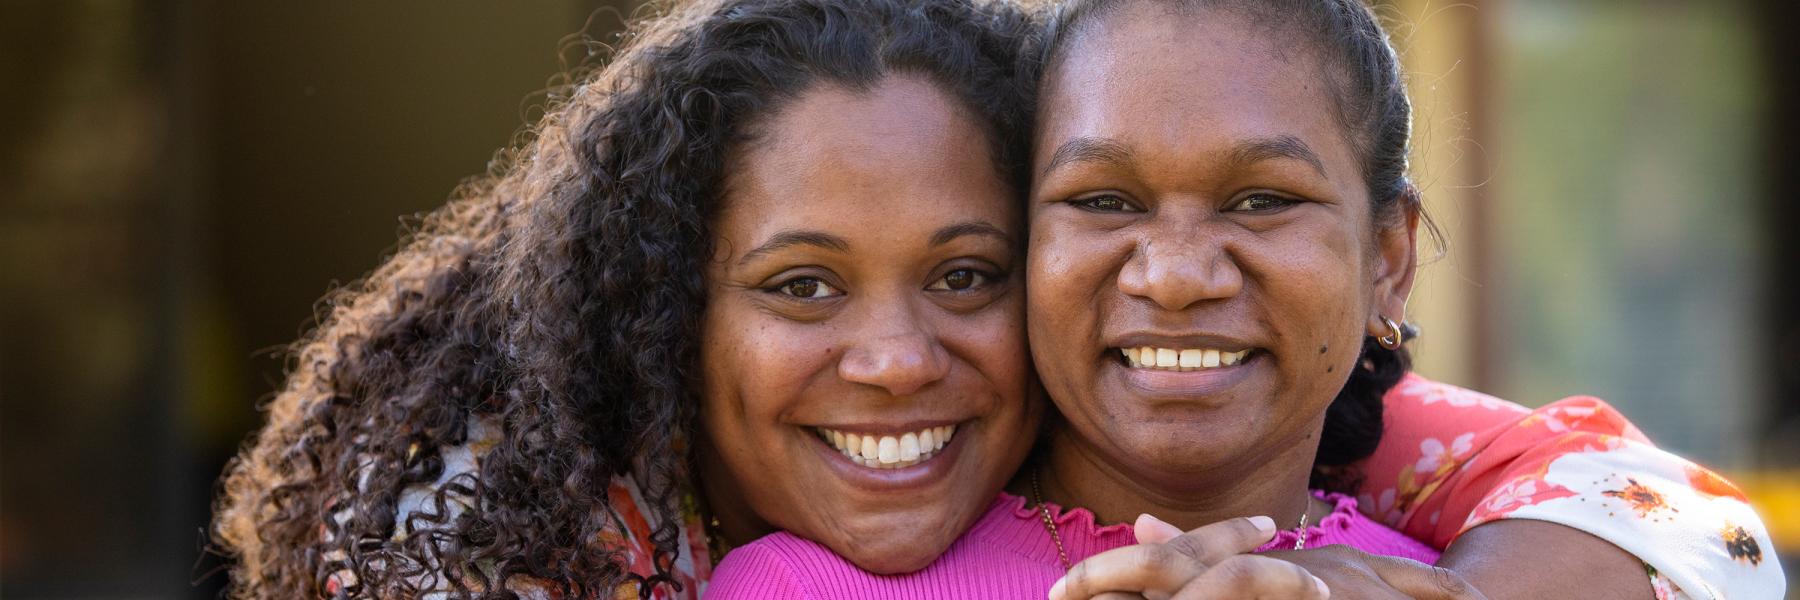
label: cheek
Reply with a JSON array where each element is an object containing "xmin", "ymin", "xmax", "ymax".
[
  {"xmin": 700, "ymin": 303, "xmax": 833, "ymax": 444},
  {"xmin": 958, "ymin": 293, "xmax": 1032, "ymax": 401},
  {"xmin": 1026, "ymin": 219, "xmax": 1121, "ymax": 344},
  {"xmin": 1246, "ymin": 221, "xmax": 1368, "ymax": 369}
]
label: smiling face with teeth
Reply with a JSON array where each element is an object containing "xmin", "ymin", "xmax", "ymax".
[
  {"xmin": 698, "ymin": 74, "xmax": 1039, "ymax": 574},
  {"xmin": 1023, "ymin": 3, "xmax": 1419, "ymax": 523}
]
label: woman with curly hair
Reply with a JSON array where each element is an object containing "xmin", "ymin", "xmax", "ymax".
[
  {"xmin": 214, "ymin": 0, "xmax": 1044, "ymax": 596},
  {"xmin": 214, "ymin": 0, "xmax": 1780, "ymax": 598}
]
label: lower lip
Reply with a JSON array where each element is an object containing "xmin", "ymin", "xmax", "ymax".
[
  {"xmin": 1109, "ymin": 352, "xmax": 1261, "ymax": 398},
  {"xmin": 808, "ymin": 426, "xmax": 967, "ymax": 490}
]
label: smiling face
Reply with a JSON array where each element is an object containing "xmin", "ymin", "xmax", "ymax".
[
  {"xmin": 1027, "ymin": 2, "xmax": 1417, "ymax": 494},
  {"xmin": 700, "ymin": 74, "xmax": 1039, "ymax": 574}
]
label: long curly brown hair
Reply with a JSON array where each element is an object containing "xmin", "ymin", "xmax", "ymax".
[{"xmin": 211, "ymin": 0, "xmax": 1038, "ymax": 597}]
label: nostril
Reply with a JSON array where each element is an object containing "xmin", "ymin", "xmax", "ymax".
[{"xmin": 837, "ymin": 334, "xmax": 951, "ymax": 394}]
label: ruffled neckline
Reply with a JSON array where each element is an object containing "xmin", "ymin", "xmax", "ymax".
[{"xmin": 995, "ymin": 489, "xmax": 1362, "ymax": 552}]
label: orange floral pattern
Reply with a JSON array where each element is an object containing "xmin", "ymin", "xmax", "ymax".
[{"xmin": 1358, "ymin": 374, "xmax": 1785, "ymax": 599}]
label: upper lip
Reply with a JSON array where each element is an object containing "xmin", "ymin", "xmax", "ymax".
[
  {"xmin": 806, "ymin": 419, "xmax": 964, "ymax": 435},
  {"xmin": 1108, "ymin": 332, "xmax": 1257, "ymax": 353}
]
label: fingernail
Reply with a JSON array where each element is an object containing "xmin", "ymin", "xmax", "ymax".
[
  {"xmin": 1048, "ymin": 575, "xmax": 1066, "ymax": 599},
  {"xmin": 1314, "ymin": 575, "xmax": 1330, "ymax": 598},
  {"xmin": 1248, "ymin": 515, "xmax": 1276, "ymax": 532},
  {"xmin": 1137, "ymin": 513, "xmax": 1166, "ymax": 528}
]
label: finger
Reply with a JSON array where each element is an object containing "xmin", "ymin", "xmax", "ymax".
[
  {"xmin": 1160, "ymin": 516, "xmax": 1278, "ymax": 565},
  {"xmin": 1091, "ymin": 593, "xmax": 1148, "ymax": 600},
  {"xmin": 1050, "ymin": 544, "xmax": 1207, "ymax": 600},
  {"xmin": 1364, "ymin": 554, "xmax": 1482, "ymax": 600},
  {"xmin": 1135, "ymin": 513, "xmax": 1184, "ymax": 544},
  {"xmin": 1170, "ymin": 554, "xmax": 1330, "ymax": 600}
]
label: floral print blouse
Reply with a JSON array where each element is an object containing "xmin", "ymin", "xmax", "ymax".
[
  {"xmin": 386, "ymin": 374, "xmax": 1784, "ymax": 599},
  {"xmin": 1356, "ymin": 374, "xmax": 1782, "ymax": 599}
]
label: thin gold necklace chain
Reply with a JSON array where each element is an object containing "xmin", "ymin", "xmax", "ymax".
[
  {"xmin": 1031, "ymin": 468, "xmax": 1073, "ymax": 570},
  {"xmin": 1294, "ymin": 508, "xmax": 1310, "ymax": 550},
  {"xmin": 1029, "ymin": 468, "xmax": 1311, "ymax": 574}
]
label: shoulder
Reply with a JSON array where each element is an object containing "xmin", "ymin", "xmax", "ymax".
[{"xmin": 709, "ymin": 532, "xmax": 839, "ymax": 600}]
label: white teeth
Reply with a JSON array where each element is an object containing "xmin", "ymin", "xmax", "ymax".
[
  {"xmin": 1179, "ymin": 349, "xmax": 1201, "ymax": 368},
  {"xmin": 877, "ymin": 437, "xmax": 899, "ymax": 464},
  {"xmin": 1122, "ymin": 347, "xmax": 1250, "ymax": 371},
  {"xmin": 817, "ymin": 425, "xmax": 954, "ymax": 470}
]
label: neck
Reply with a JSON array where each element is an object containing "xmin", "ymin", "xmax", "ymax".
[
  {"xmin": 1025, "ymin": 424, "xmax": 1323, "ymax": 533},
  {"xmin": 695, "ymin": 439, "xmax": 773, "ymax": 549}
]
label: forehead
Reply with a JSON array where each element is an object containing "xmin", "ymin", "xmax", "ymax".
[
  {"xmin": 720, "ymin": 75, "xmax": 1016, "ymax": 243},
  {"xmin": 1037, "ymin": 2, "xmax": 1357, "ymax": 178}
]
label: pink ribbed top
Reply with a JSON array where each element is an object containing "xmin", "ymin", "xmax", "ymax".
[{"xmin": 708, "ymin": 491, "xmax": 1440, "ymax": 598}]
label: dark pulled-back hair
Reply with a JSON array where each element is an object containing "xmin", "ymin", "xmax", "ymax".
[
  {"xmin": 1035, "ymin": 0, "xmax": 1432, "ymax": 490},
  {"xmin": 212, "ymin": 0, "xmax": 1037, "ymax": 597}
]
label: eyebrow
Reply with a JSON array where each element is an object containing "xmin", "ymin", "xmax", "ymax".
[
  {"xmin": 736, "ymin": 222, "xmax": 1010, "ymax": 266},
  {"xmin": 737, "ymin": 230, "xmax": 850, "ymax": 265},
  {"xmin": 930, "ymin": 221, "xmax": 1013, "ymax": 247},
  {"xmin": 1228, "ymin": 135, "xmax": 1327, "ymax": 177},
  {"xmin": 1041, "ymin": 137, "xmax": 1135, "ymax": 177},
  {"xmin": 1040, "ymin": 135, "xmax": 1329, "ymax": 178}
]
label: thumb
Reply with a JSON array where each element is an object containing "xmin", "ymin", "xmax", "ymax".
[{"xmin": 1135, "ymin": 513, "xmax": 1184, "ymax": 544}]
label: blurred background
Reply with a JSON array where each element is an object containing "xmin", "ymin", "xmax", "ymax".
[{"xmin": 0, "ymin": 0, "xmax": 1793, "ymax": 596}]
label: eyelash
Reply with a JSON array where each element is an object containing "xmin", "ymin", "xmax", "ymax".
[
  {"xmin": 1070, "ymin": 194, "xmax": 1138, "ymax": 213},
  {"xmin": 1069, "ymin": 193, "xmax": 1299, "ymax": 213},
  {"xmin": 1230, "ymin": 193, "xmax": 1299, "ymax": 213},
  {"xmin": 768, "ymin": 277, "xmax": 842, "ymax": 300},
  {"xmin": 926, "ymin": 268, "xmax": 994, "ymax": 292},
  {"xmin": 765, "ymin": 268, "xmax": 1000, "ymax": 300}
]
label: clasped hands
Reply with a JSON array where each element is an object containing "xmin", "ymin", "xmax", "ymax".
[{"xmin": 1047, "ymin": 515, "xmax": 1488, "ymax": 600}]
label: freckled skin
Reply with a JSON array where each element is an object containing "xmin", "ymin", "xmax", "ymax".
[
  {"xmin": 699, "ymin": 75, "xmax": 1041, "ymax": 574},
  {"xmin": 1024, "ymin": 3, "xmax": 1418, "ymax": 527}
]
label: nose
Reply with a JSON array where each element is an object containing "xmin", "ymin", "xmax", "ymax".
[
  {"xmin": 1116, "ymin": 228, "xmax": 1243, "ymax": 311},
  {"xmin": 838, "ymin": 329, "xmax": 951, "ymax": 397}
]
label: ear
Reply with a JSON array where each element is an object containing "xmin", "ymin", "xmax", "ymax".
[{"xmin": 1366, "ymin": 188, "xmax": 1420, "ymax": 339}]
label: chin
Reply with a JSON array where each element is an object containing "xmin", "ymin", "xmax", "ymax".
[{"xmin": 830, "ymin": 529, "xmax": 955, "ymax": 575}]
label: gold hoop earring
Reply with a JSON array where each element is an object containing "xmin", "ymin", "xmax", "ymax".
[{"xmin": 1377, "ymin": 316, "xmax": 1404, "ymax": 350}]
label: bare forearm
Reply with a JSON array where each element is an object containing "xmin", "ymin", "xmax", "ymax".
[{"xmin": 1439, "ymin": 520, "xmax": 1653, "ymax": 600}]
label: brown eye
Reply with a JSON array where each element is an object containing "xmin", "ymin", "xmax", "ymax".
[
  {"xmin": 1073, "ymin": 194, "xmax": 1135, "ymax": 212},
  {"xmin": 927, "ymin": 269, "xmax": 988, "ymax": 291},
  {"xmin": 1230, "ymin": 193, "xmax": 1298, "ymax": 212},
  {"xmin": 776, "ymin": 277, "xmax": 840, "ymax": 299}
]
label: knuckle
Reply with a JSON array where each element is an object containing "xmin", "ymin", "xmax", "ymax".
[
  {"xmin": 1167, "ymin": 533, "xmax": 1217, "ymax": 561},
  {"xmin": 1429, "ymin": 565, "xmax": 1472, "ymax": 596},
  {"xmin": 1142, "ymin": 545, "xmax": 1186, "ymax": 573},
  {"xmin": 1213, "ymin": 555, "xmax": 1260, "ymax": 585},
  {"xmin": 1065, "ymin": 561, "xmax": 1094, "ymax": 594}
]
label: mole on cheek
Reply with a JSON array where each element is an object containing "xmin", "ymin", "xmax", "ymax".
[{"xmin": 1318, "ymin": 345, "xmax": 1328, "ymax": 354}]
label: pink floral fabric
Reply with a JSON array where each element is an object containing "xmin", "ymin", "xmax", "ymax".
[{"xmin": 1358, "ymin": 374, "xmax": 1784, "ymax": 599}]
